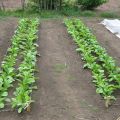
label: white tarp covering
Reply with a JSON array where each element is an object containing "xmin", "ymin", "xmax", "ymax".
[{"xmin": 101, "ymin": 19, "xmax": 120, "ymax": 38}]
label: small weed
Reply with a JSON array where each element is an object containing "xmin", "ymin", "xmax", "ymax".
[
  {"xmin": 54, "ymin": 63, "xmax": 67, "ymax": 73},
  {"xmin": 0, "ymin": 9, "xmax": 62, "ymax": 18}
]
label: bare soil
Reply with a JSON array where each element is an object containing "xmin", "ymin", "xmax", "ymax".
[
  {"xmin": 0, "ymin": 18, "xmax": 18, "ymax": 63},
  {"xmin": 97, "ymin": 0, "xmax": 120, "ymax": 12},
  {"xmin": 0, "ymin": 19, "xmax": 120, "ymax": 120}
]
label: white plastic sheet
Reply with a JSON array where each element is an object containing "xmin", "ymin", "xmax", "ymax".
[{"xmin": 101, "ymin": 19, "xmax": 120, "ymax": 38}]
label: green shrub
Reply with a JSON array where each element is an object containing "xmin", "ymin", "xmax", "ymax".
[
  {"xmin": 63, "ymin": 0, "xmax": 77, "ymax": 6},
  {"xmin": 78, "ymin": 0, "xmax": 108, "ymax": 9}
]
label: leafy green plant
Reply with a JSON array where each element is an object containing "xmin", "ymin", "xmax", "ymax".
[
  {"xmin": 64, "ymin": 18, "xmax": 120, "ymax": 107},
  {"xmin": 0, "ymin": 18, "xmax": 39, "ymax": 113},
  {"xmin": 0, "ymin": 18, "xmax": 33, "ymax": 108},
  {"xmin": 11, "ymin": 18, "xmax": 39, "ymax": 113}
]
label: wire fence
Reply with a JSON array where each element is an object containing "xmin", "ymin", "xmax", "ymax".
[{"xmin": 0, "ymin": 0, "xmax": 26, "ymax": 10}]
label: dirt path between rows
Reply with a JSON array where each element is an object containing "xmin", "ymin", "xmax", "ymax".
[
  {"xmin": 0, "ymin": 18, "xmax": 18, "ymax": 65},
  {"xmin": 0, "ymin": 20, "xmax": 120, "ymax": 120}
]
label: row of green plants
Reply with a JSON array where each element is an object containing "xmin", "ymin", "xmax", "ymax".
[
  {"xmin": 0, "ymin": 18, "xmax": 39, "ymax": 113},
  {"xmin": 64, "ymin": 19, "xmax": 120, "ymax": 107},
  {"xmin": 0, "ymin": 19, "xmax": 31, "ymax": 109},
  {"xmin": 11, "ymin": 19, "xmax": 39, "ymax": 113}
]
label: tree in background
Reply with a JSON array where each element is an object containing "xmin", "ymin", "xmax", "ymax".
[
  {"xmin": 78, "ymin": 0, "xmax": 108, "ymax": 9},
  {"xmin": 21, "ymin": 0, "xmax": 26, "ymax": 10},
  {"xmin": 64, "ymin": 0, "xmax": 77, "ymax": 6},
  {"xmin": 28, "ymin": 0, "xmax": 108, "ymax": 10},
  {"xmin": 28, "ymin": 0, "xmax": 63, "ymax": 10}
]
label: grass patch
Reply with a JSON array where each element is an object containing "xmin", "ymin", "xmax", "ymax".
[
  {"xmin": 0, "ymin": 7, "xmax": 96, "ymax": 18},
  {"xmin": 60, "ymin": 8, "xmax": 96, "ymax": 17},
  {"xmin": 60, "ymin": 7, "xmax": 80, "ymax": 16},
  {"xmin": 39, "ymin": 10, "xmax": 62, "ymax": 18},
  {"xmin": 100, "ymin": 11, "xmax": 119, "ymax": 18},
  {"xmin": 0, "ymin": 9, "xmax": 63, "ymax": 18},
  {"xmin": 80, "ymin": 10, "xmax": 96, "ymax": 17},
  {"xmin": 0, "ymin": 8, "xmax": 119, "ymax": 19}
]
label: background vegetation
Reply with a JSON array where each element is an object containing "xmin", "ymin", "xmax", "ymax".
[{"xmin": 0, "ymin": 0, "xmax": 119, "ymax": 19}]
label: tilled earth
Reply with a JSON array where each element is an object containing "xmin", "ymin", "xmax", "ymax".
[
  {"xmin": 0, "ymin": 18, "xmax": 120, "ymax": 120},
  {"xmin": 97, "ymin": 0, "xmax": 120, "ymax": 12}
]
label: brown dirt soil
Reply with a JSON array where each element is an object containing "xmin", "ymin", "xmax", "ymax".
[
  {"xmin": 97, "ymin": 0, "xmax": 120, "ymax": 12},
  {"xmin": 0, "ymin": 19, "xmax": 120, "ymax": 120},
  {"xmin": 0, "ymin": 18, "xmax": 18, "ymax": 64}
]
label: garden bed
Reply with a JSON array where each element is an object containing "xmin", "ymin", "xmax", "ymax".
[{"xmin": 0, "ymin": 18, "xmax": 119, "ymax": 120}]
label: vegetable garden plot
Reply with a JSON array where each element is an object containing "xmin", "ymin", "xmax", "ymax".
[
  {"xmin": 0, "ymin": 18, "xmax": 39, "ymax": 113},
  {"xmin": 0, "ymin": 19, "xmax": 120, "ymax": 120},
  {"xmin": 64, "ymin": 19, "xmax": 120, "ymax": 107}
]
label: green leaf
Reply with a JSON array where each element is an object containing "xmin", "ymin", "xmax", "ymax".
[
  {"xmin": 96, "ymin": 88, "xmax": 103, "ymax": 94},
  {"xmin": 1, "ymin": 92, "xmax": 8, "ymax": 97},
  {"xmin": 76, "ymin": 48, "xmax": 81, "ymax": 52},
  {"xmin": 0, "ymin": 103, "xmax": 4, "ymax": 108},
  {"xmin": 18, "ymin": 107, "xmax": 23, "ymax": 113},
  {"xmin": 5, "ymin": 98, "xmax": 11, "ymax": 102}
]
